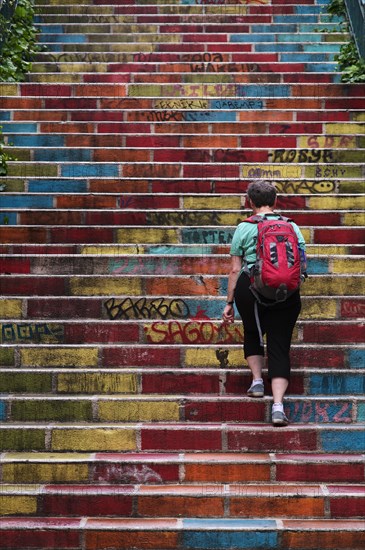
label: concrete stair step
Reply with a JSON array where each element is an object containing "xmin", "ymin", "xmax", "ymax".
[
  {"xmin": 1, "ymin": 178, "xmax": 365, "ymax": 194},
  {"xmin": 0, "ymin": 481, "xmax": 364, "ymax": 519},
  {"xmin": 33, "ymin": 50, "xmax": 339, "ymax": 61},
  {"xmin": 2, "ymin": 294, "xmax": 363, "ymax": 321},
  {"xmin": 1, "ymin": 341, "xmax": 362, "ymax": 369},
  {"xmin": 35, "ymin": 14, "xmax": 342, "ymax": 24},
  {"xmin": 1, "ymin": 253, "xmax": 364, "ymax": 276},
  {"xmin": 0, "ymin": 271, "xmax": 364, "ymax": 295},
  {"xmin": 1, "ymin": 451, "xmax": 364, "ymax": 484},
  {"xmin": 1, "ymin": 421, "xmax": 364, "ymax": 452},
  {"xmin": 0, "ymin": 317, "xmax": 364, "ymax": 343},
  {"xmin": 1, "ymin": 226, "xmax": 364, "ymax": 245},
  {"xmin": 25, "ymin": 72, "xmax": 342, "ymax": 86},
  {"xmin": 33, "ymin": 3, "xmax": 334, "ymax": 15},
  {"xmin": 0, "ymin": 516, "xmax": 364, "ymax": 550},
  {"xmin": 1, "ymin": 243, "xmax": 363, "ymax": 255},
  {"xmin": 4, "ymin": 146, "xmax": 365, "ymax": 163},
  {"xmin": 35, "ymin": 22, "xmax": 343, "ymax": 32},
  {"xmin": 1, "ymin": 366, "xmax": 364, "ymax": 404},
  {"xmin": 1, "ymin": 394, "xmax": 364, "ymax": 424},
  {"xmin": 36, "ymin": 41, "xmax": 347, "ymax": 54}
]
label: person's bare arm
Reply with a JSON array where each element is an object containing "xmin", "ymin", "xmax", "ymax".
[{"xmin": 222, "ymin": 255, "xmax": 243, "ymax": 323}]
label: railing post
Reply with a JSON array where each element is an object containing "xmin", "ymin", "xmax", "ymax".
[{"xmin": 344, "ymin": 0, "xmax": 365, "ymax": 58}]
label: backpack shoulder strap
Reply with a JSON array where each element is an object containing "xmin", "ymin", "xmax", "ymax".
[
  {"xmin": 244, "ymin": 214, "xmax": 295, "ymax": 224},
  {"xmin": 243, "ymin": 215, "xmax": 262, "ymax": 224}
]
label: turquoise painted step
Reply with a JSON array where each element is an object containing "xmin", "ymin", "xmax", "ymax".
[
  {"xmin": 256, "ymin": 43, "xmax": 342, "ymax": 52},
  {"xmin": 231, "ymin": 33, "xmax": 343, "ymax": 43}
]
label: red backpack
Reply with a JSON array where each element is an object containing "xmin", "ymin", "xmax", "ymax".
[{"xmin": 244, "ymin": 214, "xmax": 303, "ymax": 304}]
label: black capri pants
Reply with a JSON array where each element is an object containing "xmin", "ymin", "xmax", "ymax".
[{"xmin": 234, "ymin": 272, "xmax": 301, "ymax": 381}]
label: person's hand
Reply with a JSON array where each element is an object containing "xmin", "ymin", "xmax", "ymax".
[{"xmin": 222, "ymin": 304, "xmax": 235, "ymax": 323}]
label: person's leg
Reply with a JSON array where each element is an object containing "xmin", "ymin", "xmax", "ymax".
[
  {"xmin": 234, "ymin": 273, "xmax": 265, "ymax": 395},
  {"xmin": 271, "ymin": 377, "xmax": 289, "ymax": 404},
  {"xmin": 262, "ymin": 293, "xmax": 301, "ymax": 424}
]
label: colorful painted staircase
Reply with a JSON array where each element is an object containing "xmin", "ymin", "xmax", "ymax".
[{"xmin": 0, "ymin": 0, "xmax": 364, "ymax": 547}]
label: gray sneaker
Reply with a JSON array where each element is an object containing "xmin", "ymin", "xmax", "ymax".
[
  {"xmin": 247, "ymin": 381, "xmax": 264, "ymax": 398},
  {"xmin": 272, "ymin": 410, "xmax": 289, "ymax": 426}
]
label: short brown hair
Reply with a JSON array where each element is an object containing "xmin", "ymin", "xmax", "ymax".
[{"xmin": 247, "ymin": 180, "xmax": 276, "ymax": 207}]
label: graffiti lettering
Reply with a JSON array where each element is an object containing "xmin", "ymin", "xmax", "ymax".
[
  {"xmin": 1, "ymin": 323, "xmax": 64, "ymax": 343},
  {"xmin": 182, "ymin": 52, "xmax": 224, "ymax": 63},
  {"xmin": 286, "ymin": 401, "xmax": 352, "ymax": 423},
  {"xmin": 314, "ymin": 166, "xmax": 347, "ymax": 178},
  {"xmin": 155, "ymin": 99, "xmax": 208, "ymax": 110},
  {"xmin": 144, "ymin": 321, "xmax": 243, "ymax": 344},
  {"xmin": 147, "ymin": 211, "xmax": 221, "ymax": 226},
  {"xmin": 268, "ymin": 149, "xmax": 334, "ymax": 163},
  {"xmin": 214, "ymin": 99, "xmax": 264, "ymax": 109},
  {"xmin": 104, "ymin": 297, "xmax": 190, "ymax": 320},
  {"xmin": 183, "ymin": 228, "xmax": 235, "ymax": 245},
  {"xmin": 190, "ymin": 62, "xmax": 260, "ymax": 73},
  {"xmin": 96, "ymin": 464, "xmax": 163, "ymax": 484},
  {"xmin": 275, "ymin": 179, "xmax": 336, "ymax": 194},
  {"xmin": 307, "ymin": 135, "xmax": 355, "ymax": 148},
  {"xmin": 247, "ymin": 167, "xmax": 282, "ymax": 178},
  {"xmin": 342, "ymin": 300, "xmax": 365, "ymax": 317},
  {"xmin": 109, "ymin": 257, "xmax": 176, "ymax": 275}
]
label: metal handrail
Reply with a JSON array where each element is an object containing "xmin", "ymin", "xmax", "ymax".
[{"xmin": 344, "ymin": 0, "xmax": 365, "ymax": 58}]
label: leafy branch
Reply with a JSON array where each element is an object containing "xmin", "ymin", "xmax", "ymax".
[
  {"xmin": 0, "ymin": 125, "xmax": 16, "ymax": 180},
  {"xmin": 0, "ymin": 0, "xmax": 44, "ymax": 81},
  {"xmin": 326, "ymin": 0, "xmax": 365, "ymax": 82}
]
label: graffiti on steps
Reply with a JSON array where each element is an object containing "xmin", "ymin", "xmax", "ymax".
[
  {"xmin": 313, "ymin": 166, "xmax": 349, "ymax": 178},
  {"xmin": 285, "ymin": 401, "xmax": 352, "ymax": 423},
  {"xmin": 109, "ymin": 257, "xmax": 176, "ymax": 275},
  {"xmin": 1, "ymin": 323, "xmax": 64, "ymax": 343},
  {"xmin": 190, "ymin": 61, "xmax": 261, "ymax": 73},
  {"xmin": 306, "ymin": 136, "xmax": 356, "ymax": 148},
  {"xmin": 214, "ymin": 99, "xmax": 264, "ymax": 109},
  {"xmin": 183, "ymin": 228, "xmax": 235, "ymax": 244},
  {"xmin": 341, "ymin": 300, "xmax": 365, "ymax": 318},
  {"xmin": 104, "ymin": 297, "xmax": 190, "ymax": 320},
  {"xmin": 154, "ymin": 99, "xmax": 208, "ymax": 110},
  {"xmin": 146, "ymin": 211, "xmax": 224, "ymax": 225},
  {"xmin": 268, "ymin": 149, "xmax": 334, "ymax": 163},
  {"xmin": 96, "ymin": 464, "xmax": 163, "ymax": 484},
  {"xmin": 144, "ymin": 321, "xmax": 243, "ymax": 344},
  {"xmin": 275, "ymin": 180, "xmax": 336, "ymax": 194}
]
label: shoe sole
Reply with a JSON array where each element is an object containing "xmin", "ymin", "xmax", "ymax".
[
  {"xmin": 272, "ymin": 418, "xmax": 289, "ymax": 426},
  {"xmin": 247, "ymin": 391, "xmax": 264, "ymax": 398}
]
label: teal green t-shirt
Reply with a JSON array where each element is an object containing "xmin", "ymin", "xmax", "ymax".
[{"xmin": 230, "ymin": 214, "xmax": 306, "ymax": 272}]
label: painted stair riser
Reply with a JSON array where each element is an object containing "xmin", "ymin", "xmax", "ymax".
[
  {"xmin": 0, "ymin": 424, "xmax": 364, "ymax": 453},
  {"xmin": 1, "ymin": 343, "xmax": 362, "ymax": 370},
  {"xmin": 1, "ymin": 180, "xmax": 364, "ymax": 196},
  {"xmin": 1, "ymin": 452, "xmax": 364, "ymax": 484},
  {"xmin": 2, "ymin": 296, "xmax": 364, "ymax": 321},
  {"xmin": 1, "ymin": 213, "xmax": 364, "ymax": 229},
  {"xmin": 1, "ymin": 255, "xmax": 364, "ymax": 275},
  {"xmin": 0, "ymin": 486, "xmax": 364, "ymax": 519},
  {"xmin": 0, "ymin": 395, "xmax": 363, "ymax": 424},
  {"xmin": 1, "ymin": 227, "xmax": 364, "ymax": 246},
  {"xmin": 2, "ymin": 96, "xmax": 364, "ymax": 112},
  {"xmin": 2, "ymin": 81, "xmax": 365, "ymax": 97},
  {"xmin": 3, "ymin": 144, "xmax": 365, "ymax": 163},
  {"xmin": 0, "ymin": 518, "xmax": 365, "ymax": 550}
]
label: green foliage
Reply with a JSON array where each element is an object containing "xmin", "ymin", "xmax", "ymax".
[
  {"xmin": 327, "ymin": 0, "xmax": 347, "ymax": 18},
  {"xmin": 325, "ymin": 0, "xmax": 365, "ymax": 82},
  {"xmin": 335, "ymin": 40, "xmax": 365, "ymax": 82},
  {"xmin": 0, "ymin": 125, "xmax": 16, "ymax": 178},
  {"xmin": 0, "ymin": 0, "xmax": 43, "ymax": 81}
]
